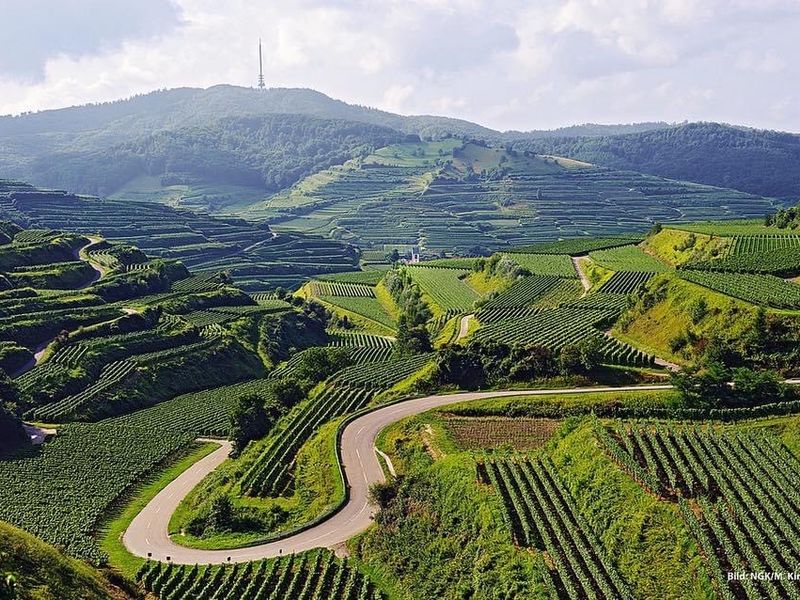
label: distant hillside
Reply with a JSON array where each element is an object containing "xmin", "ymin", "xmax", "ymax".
[
  {"xmin": 27, "ymin": 114, "xmax": 409, "ymax": 196},
  {"xmin": 0, "ymin": 85, "xmax": 496, "ymax": 150},
  {"xmin": 0, "ymin": 520, "xmax": 129, "ymax": 599},
  {"xmin": 1, "ymin": 86, "xmax": 798, "ymax": 201},
  {"xmin": 503, "ymin": 122, "xmax": 672, "ymax": 139},
  {"xmin": 512, "ymin": 122, "xmax": 800, "ymax": 199}
]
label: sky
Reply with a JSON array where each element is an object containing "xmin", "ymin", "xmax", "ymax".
[{"xmin": 2, "ymin": 0, "xmax": 799, "ymax": 132}]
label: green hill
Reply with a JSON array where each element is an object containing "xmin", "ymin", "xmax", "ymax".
[
  {"xmin": 512, "ymin": 122, "xmax": 800, "ymax": 199},
  {"xmin": 0, "ymin": 520, "xmax": 128, "ymax": 600}
]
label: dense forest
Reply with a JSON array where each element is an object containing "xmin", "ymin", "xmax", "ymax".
[
  {"xmin": 28, "ymin": 115, "xmax": 410, "ymax": 195},
  {"xmin": 513, "ymin": 122, "xmax": 800, "ymax": 199}
]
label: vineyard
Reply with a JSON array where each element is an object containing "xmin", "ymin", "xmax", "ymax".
[
  {"xmin": 331, "ymin": 353, "xmax": 433, "ymax": 389},
  {"xmin": 404, "ymin": 266, "xmax": 480, "ymax": 312},
  {"xmin": 475, "ymin": 307, "xmax": 654, "ymax": 366},
  {"xmin": 597, "ymin": 271, "xmax": 655, "ymax": 294},
  {"xmin": 686, "ymin": 247, "xmax": 800, "ymax": 276},
  {"xmin": 680, "ymin": 270, "xmax": 800, "ymax": 309},
  {"xmin": 317, "ymin": 295, "xmax": 396, "ymax": 330},
  {"xmin": 597, "ymin": 422, "xmax": 800, "ymax": 599},
  {"xmin": 0, "ymin": 377, "xmax": 274, "ymax": 563},
  {"xmin": 588, "ymin": 245, "xmax": 669, "ymax": 272},
  {"xmin": 240, "ymin": 385, "xmax": 374, "ymax": 496},
  {"xmin": 137, "ymin": 550, "xmax": 383, "ymax": 599},
  {"xmin": 481, "ymin": 275, "xmax": 564, "ymax": 309},
  {"xmin": 508, "ymin": 236, "xmax": 643, "ymax": 255},
  {"xmin": 504, "ymin": 253, "xmax": 578, "ymax": 278},
  {"xmin": 730, "ymin": 235, "xmax": 800, "ymax": 254},
  {"xmin": 309, "ymin": 281, "xmax": 375, "ymax": 297},
  {"xmin": 482, "ymin": 457, "xmax": 632, "ymax": 599}
]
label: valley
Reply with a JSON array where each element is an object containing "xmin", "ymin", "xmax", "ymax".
[{"xmin": 1, "ymin": 87, "xmax": 800, "ymax": 600}]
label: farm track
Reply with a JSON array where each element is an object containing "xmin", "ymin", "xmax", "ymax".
[
  {"xmin": 123, "ymin": 384, "xmax": 679, "ymax": 564},
  {"xmin": 571, "ymin": 255, "xmax": 591, "ymax": 294},
  {"xmin": 456, "ymin": 314, "xmax": 473, "ymax": 341},
  {"xmin": 11, "ymin": 237, "xmax": 109, "ymax": 377}
]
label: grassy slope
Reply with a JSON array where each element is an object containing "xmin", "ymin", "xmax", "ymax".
[
  {"xmin": 578, "ymin": 256, "xmax": 614, "ymax": 289},
  {"xmin": 169, "ymin": 397, "xmax": 344, "ymax": 550},
  {"xmin": 0, "ymin": 521, "xmax": 124, "ymax": 600},
  {"xmin": 614, "ymin": 273, "xmax": 758, "ymax": 363},
  {"xmin": 643, "ymin": 228, "xmax": 732, "ymax": 266},
  {"xmin": 359, "ymin": 414, "xmax": 546, "ymax": 600},
  {"xmin": 362, "ymin": 386, "xmax": 704, "ymax": 600},
  {"xmin": 549, "ymin": 420, "xmax": 713, "ymax": 599}
]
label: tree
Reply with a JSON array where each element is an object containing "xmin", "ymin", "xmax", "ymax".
[
  {"xmin": 435, "ymin": 345, "xmax": 486, "ymax": 389},
  {"xmin": 558, "ymin": 344, "xmax": 583, "ymax": 375},
  {"xmin": 292, "ymin": 347, "xmax": 351, "ymax": 385},
  {"xmin": 396, "ymin": 320, "xmax": 432, "ymax": 355},
  {"xmin": 229, "ymin": 393, "xmax": 270, "ymax": 456},
  {"xmin": 207, "ymin": 495, "xmax": 234, "ymax": 532}
]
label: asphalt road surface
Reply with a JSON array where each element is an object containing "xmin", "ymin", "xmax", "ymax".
[{"xmin": 123, "ymin": 384, "xmax": 674, "ymax": 564}]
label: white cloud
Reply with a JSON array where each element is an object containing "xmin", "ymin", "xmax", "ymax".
[{"xmin": 0, "ymin": 0, "xmax": 799, "ymax": 131}]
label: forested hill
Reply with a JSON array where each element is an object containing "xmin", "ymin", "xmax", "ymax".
[
  {"xmin": 2, "ymin": 86, "xmax": 799, "ymax": 200},
  {"xmin": 512, "ymin": 122, "xmax": 800, "ymax": 199},
  {"xmin": 28, "ymin": 114, "xmax": 410, "ymax": 196}
]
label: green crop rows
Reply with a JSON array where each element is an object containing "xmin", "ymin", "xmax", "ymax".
[
  {"xmin": 508, "ymin": 236, "xmax": 643, "ymax": 255},
  {"xmin": 483, "ymin": 458, "xmax": 632, "ymax": 600},
  {"xmin": 688, "ymin": 247, "xmax": 800, "ymax": 277},
  {"xmin": 405, "ymin": 266, "xmax": 479, "ymax": 312},
  {"xmin": 241, "ymin": 385, "xmax": 374, "ymax": 496},
  {"xmin": 680, "ymin": 270, "xmax": 800, "ymax": 309},
  {"xmin": 731, "ymin": 234, "xmax": 800, "ymax": 254},
  {"xmin": 0, "ymin": 378, "xmax": 269, "ymax": 563},
  {"xmin": 599, "ymin": 423, "xmax": 800, "ymax": 600},
  {"xmin": 475, "ymin": 307, "xmax": 653, "ymax": 366},
  {"xmin": 310, "ymin": 281, "xmax": 375, "ymax": 297},
  {"xmin": 505, "ymin": 253, "xmax": 577, "ymax": 278},
  {"xmin": 482, "ymin": 275, "xmax": 562, "ymax": 309},
  {"xmin": 332, "ymin": 353, "xmax": 433, "ymax": 389},
  {"xmin": 138, "ymin": 549, "xmax": 383, "ymax": 600},
  {"xmin": 588, "ymin": 245, "xmax": 669, "ymax": 272},
  {"xmin": 598, "ymin": 271, "xmax": 654, "ymax": 294},
  {"xmin": 318, "ymin": 296, "xmax": 396, "ymax": 329}
]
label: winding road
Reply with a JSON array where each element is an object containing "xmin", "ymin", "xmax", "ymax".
[
  {"xmin": 123, "ymin": 384, "xmax": 675, "ymax": 564},
  {"xmin": 11, "ymin": 236, "xmax": 108, "ymax": 377}
]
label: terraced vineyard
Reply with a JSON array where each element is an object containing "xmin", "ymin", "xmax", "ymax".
[
  {"xmin": 332, "ymin": 353, "xmax": 434, "ymax": 389},
  {"xmin": 138, "ymin": 550, "xmax": 383, "ymax": 599},
  {"xmin": 475, "ymin": 307, "xmax": 653, "ymax": 366},
  {"xmin": 598, "ymin": 271, "xmax": 655, "ymax": 294},
  {"xmin": 0, "ymin": 182, "xmax": 359, "ymax": 290},
  {"xmin": 318, "ymin": 296, "xmax": 396, "ymax": 330},
  {"xmin": 241, "ymin": 385, "xmax": 375, "ymax": 496},
  {"xmin": 588, "ymin": 245, "xmax": 669, "ymax": 272},
  {"xmin": 309, "ymin": 281, "xmax": 375, "ymax": 297},
  {"xmin": 251, "ymin": 141, "xmax": 778, "ymax": 254},
  {"xmin": 508, "ymin": 236, "xmax": 643, "ymax": 255},
  {"xmin": 482, "ymin": 275, "xmax": 565, "ymax": 309},
  {"xmin": 482, "ymin": 457, "xmax": 632, "ymax": 599},
  {"xmin": 687, "ymin": 247, "xmax": 800, "ymax": 276},
  {"xmin": 598, "ymin": 423, "xmax": 800, "ymax": 600},
  {"xmin": 505, "ymin": 253, "xmax": 577, "ymax": 278},
  {"xmin": 730, "ymin": 234, "xmax": 800, "ymax": 254},
  {"xmin": 0, "ymin": 377, "xmax": 274, "ymax": 563},
  {"xmin": 405, "ymin": 266, "xmax": 480, "ymax": 312},
  {"xmin": 680, "ymin": 270, "xmax": 800, "ymax": 309}
]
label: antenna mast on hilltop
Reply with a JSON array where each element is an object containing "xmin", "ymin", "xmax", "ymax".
[{"xmin": 257, "ymin": 38, "xmax": 266, "ymax": 90}]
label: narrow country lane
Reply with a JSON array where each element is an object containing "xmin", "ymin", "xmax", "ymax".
[{"xmin": 122, "ymin": 384, "xmax": 675, "ymax": 564}]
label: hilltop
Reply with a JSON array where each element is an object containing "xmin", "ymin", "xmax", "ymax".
[
  {"xmin": 515, "ymin": 122, "xmax": 800, "ymax": 199},
  {"xmin": 2, "ymin": 86, "xmax": 797, "ymax": 203}
]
